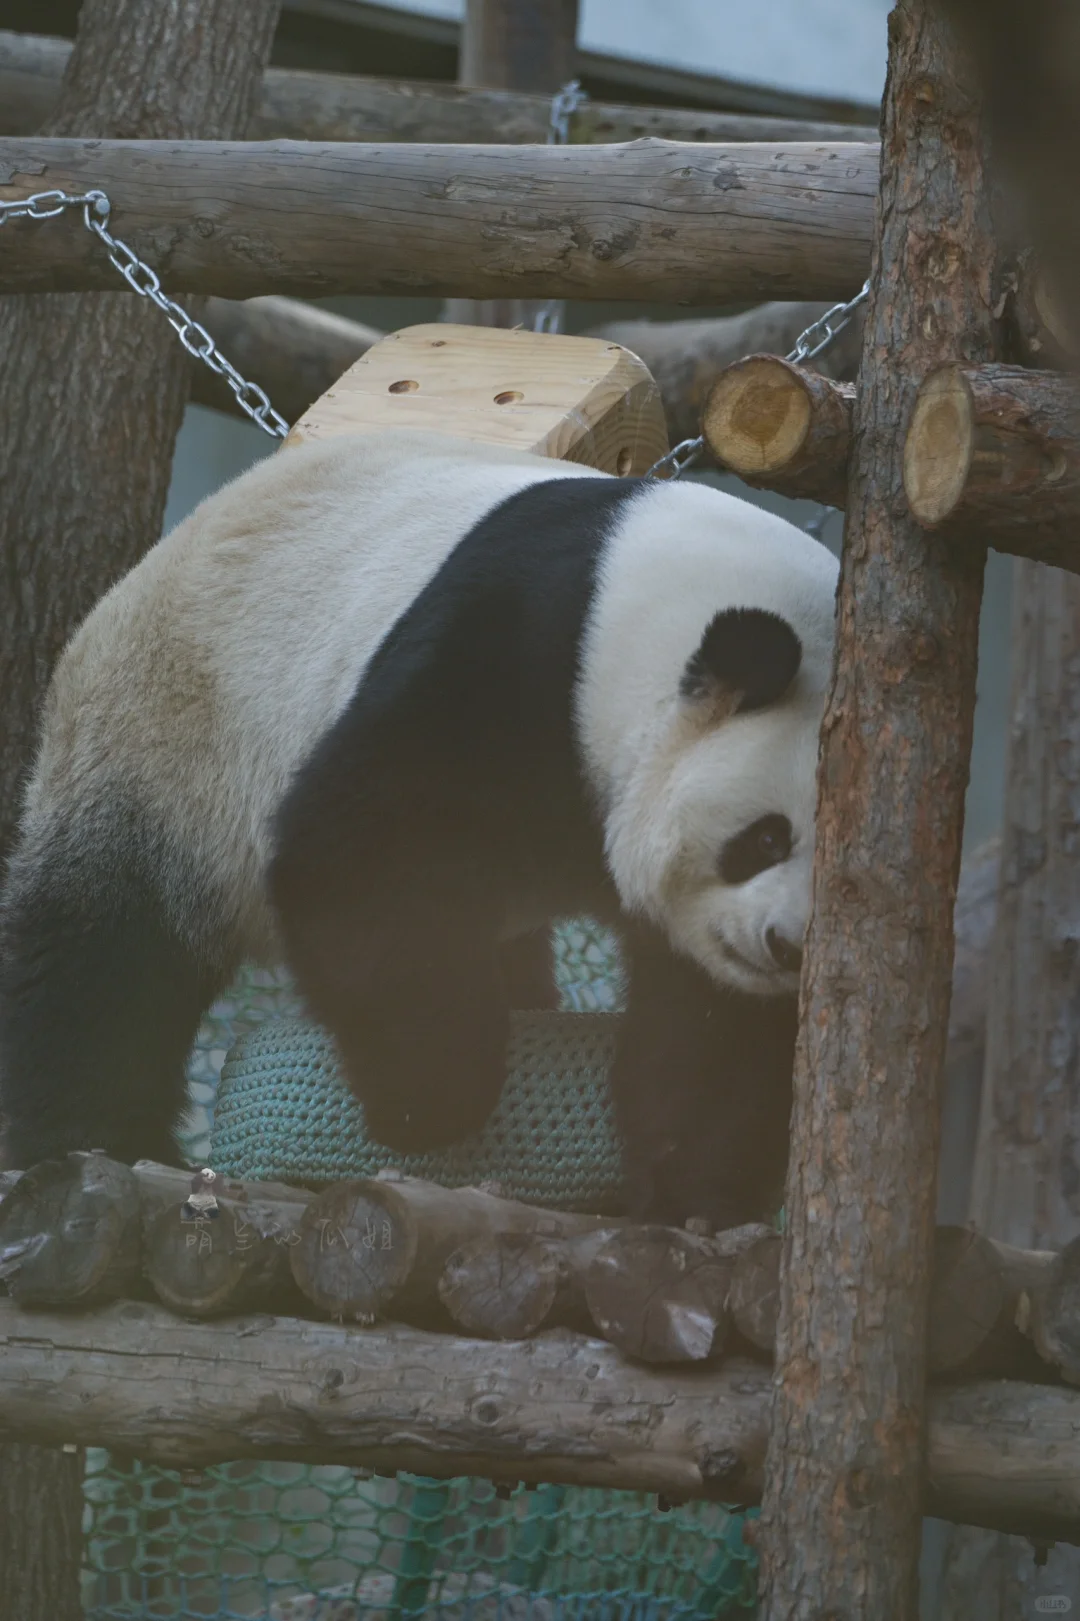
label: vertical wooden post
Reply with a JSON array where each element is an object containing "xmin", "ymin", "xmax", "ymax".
[
  {"xmin": 446, "ymin": 0, "xmax": 580, "ymax": 330},
  {"xmin": 0, "ymin": 2, "xmax": 282, "ymax": 1614},
  {"xmin": 758, "ymin": 5, "xmax": 1001, "ymax": 1617},
  {"xmin": 460, "ymin": 0, "xmax": 579, "ymax": 92},
  {"xmin": 936, "ymin": 561, "xmax": 1080, "ymax": 1615}
]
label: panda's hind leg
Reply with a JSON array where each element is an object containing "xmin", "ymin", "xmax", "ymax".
[{"xmin": 0, "ymin": 803, "xmax": 233, "ymax": 1169}]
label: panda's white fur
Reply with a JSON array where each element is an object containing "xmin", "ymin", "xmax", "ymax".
[
  {"xmin": 575, "ymin": 476, "xmax": 835, "ymax": 993},
  {"xmin": 0, "ymin": 429, "xmax": 838, "ymax": 1222},
  {"xmin": 13, "ymin": 432, "xmax": 600, "ymax": 966}
]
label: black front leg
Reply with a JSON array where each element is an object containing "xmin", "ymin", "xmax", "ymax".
[
  {"xmin": 274, "ymin": 855, "xmax": 510, "ymax": 1155},
  {"xmin": 611, "ymin": 921, "xmax": 798, "ymax": 1230}
]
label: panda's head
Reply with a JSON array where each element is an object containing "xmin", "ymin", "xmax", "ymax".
[{"xmin": 577, "ymin": 483, "xmax": 837, "ymax": 997}]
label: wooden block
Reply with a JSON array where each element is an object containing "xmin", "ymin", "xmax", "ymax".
[{"xmin": 283, "ymin": 322, "xmax": 669, "ymax": 475}]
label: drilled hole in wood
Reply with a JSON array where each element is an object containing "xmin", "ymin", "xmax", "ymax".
[
  {"xmin": 388, "ymin": 379, "xmax": 419, "ymax": 394},
  {"xmin": 616, "ymin": 448, "xmax": 633, "ymax": 476},
  {"xmin": 494, "ymin": 390, "xmax": 524, "ymax": 405}
]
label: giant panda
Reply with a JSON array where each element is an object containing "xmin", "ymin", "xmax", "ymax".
[{"xmin": 0, "ymin": 430, "xmax": 838, "ymax": 1228}]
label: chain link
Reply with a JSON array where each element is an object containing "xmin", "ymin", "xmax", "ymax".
[
  {"xmin": 532, "ymin": 79, "xmax": 588, "ymax": 337},
  {"xmin": 0, "ymin": 187, "xmax": 290, "ymax": 439},
  {"xmin": 644, "ymin": 277, "xmax": 872, "ymax": 483}
]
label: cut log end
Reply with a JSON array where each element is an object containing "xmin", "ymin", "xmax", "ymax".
[
  {"xmin": 702, "ymin": 355, "xmax": 812, "ymax": 477},
  {"xmin": 902, "ymin": 366, "xmax": 975, "ymax": 525}
]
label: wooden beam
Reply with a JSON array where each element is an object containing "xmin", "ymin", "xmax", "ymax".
[
  {"xmin": 701, "ymin": 354, "xmax": 854, "ymax": 506},
  {"xmin": 445, "ymin": 0, "xmax": 578, "ymax": 330},
  {"xmin": 904, "ymin": 363, "xmax": 1080, "ymax": 574},
  {"xmin": 0, "ymin": 1297, "xmax": 1079, "ymax": 1540},
  {"xmin": 284, "ymin": 0, "xmax": 882, "ymax": 127},
  {"xmin": 0, "ymin": 5, "xmax": 285, "ymax": 1617},
  {"xmin": 757, "ymin": 1, "xmax": 1001, "ymax": 1615},
  {"xmin": 0, "ymin": 31, "xmax": 881, "ymax": 147},
  {"xmin": 0, "ymin": 136, "xmax": 879, "ymax": 304}
]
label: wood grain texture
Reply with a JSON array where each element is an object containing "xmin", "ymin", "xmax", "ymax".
[
  {"xmin": 286, "ymin": 322, "xmax": 668, "ymax": 474},
  {"xmin": 937, "ymin": 562, "xmax": 1080, "ymax": 1616},
  {"xmin": 197, "ymin": 296, "xmax": 865, "ymax": 447},
  {"xmin": 0, "ymin": 5, "xmax": 283, "ymax": 1613},
  {"xmin": 702, "ymin": 354, "xmax": 854, "ymax": 506},
  {"xmin": 0, "ymin": 3, "xmax": 282, "ymax": 866},
  {"xmin": 0, "ymin": 1298, "xmax": 1078, "ymax": 1538},
  {"xmin": 0, "ymin": 31, "xmax": 880, "ymax": 148},
  {"xmin": 904, "ymin": 363, "xmax": 1080, "ymax": 574},
  {"xmin": 757, "ymin": 4, "xmax": 1001, "ymax": 1617},
  {"xmin": 0, "ymin": 137, "xmax": 880, "ymax": 304}
]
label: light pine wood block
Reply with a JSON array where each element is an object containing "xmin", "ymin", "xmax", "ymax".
[{"xmin": 283, "ymin": 322, "xmax": 669, "ymax": 475}]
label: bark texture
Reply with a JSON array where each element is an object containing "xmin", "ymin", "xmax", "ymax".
[
  {"xmin": 0, "ymin": 1297, "xmax": 1079, "ymax": 1539},
  {"xmin": 197, "ymin": 297, "xmax": 862, "ymax": 447},
  {"xmin": 0, "ymin": 30, "xmax": 881, "ymax": 147},
  {"xmin": 0, "ymin": 3, "xmax": 282, "ymax": 1612},
  {"xmin": 939, "ymin": 560, "xmax": 1080, "ymax": 1617},
  {"xmin": 593, "ymin": 300, "xmax": 865, "ymax": 447},
  {"xmin": 0, "ymin": 137, "xmax": 880, "ymax": 305},
  {"xmin": 757, "ymin": 6, "xmax": 1000, "ymax": 1618},
  {"xmin": 701, "ymin": 355, "xmax": 854, "ymax": 507},
  {"xmin": 0, "ymin": 0, "xmax": 282, "ymax": 863},
  {"xmin": 903, "ymin": 362, "xmax": 1080, "ymax": 572},
  {"xmin": 445, "ymin": 0, "xmax": 580, "ymax": 340}
]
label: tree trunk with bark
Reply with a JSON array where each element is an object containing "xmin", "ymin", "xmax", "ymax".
[
  {"xmin": 0, "ymin": 31, "xmax": 881, "ymax": 147},
  {"xmin": 938, "ymin": 560, "xmax": 1080, "ymax": 1617},
  {"xmin": 0, "ymin": 2, "xmax": 282, "ymax": 1615},
  {"xmin": 903, "ymin": 363, "xmax": 1080, "ymax": 573},
  {"xmin": 445, "ymin": 0, "xmax": 579, "ymax": 333},
  {"xmin": 0, "ymin": 137, "xmax": 881, "ymax": 305},
  {"xmin": 757, "ymin": 5, "xmax": 1002, "ymax": 1618}
]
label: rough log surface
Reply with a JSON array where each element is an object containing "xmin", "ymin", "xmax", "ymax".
[
  {"xmin": 904, "ymin": 363, "xmax": 1080, "ymax": 574},
  {"xmin": 0, "ymin": 5, "xmax": 282, "ymax": 1616},
  {"xmin": 939, "ymin": 556, "xmax": 1080, "ymax": 1619},
  {"xmin": 0, "ymin": 1298, "xmax": 1077, "ymax": 1539},
  {"xmin": 591, "ymin": 299, "xmax": 864, "ymax": 447},
  {"xmin": 444, "ymin": 0, "xmax": 580, "ymax": 332},
  {"xmin": 199, "ymin": 297, "xmax": 863, "ymax": 446},
  {"xmin": 0, "ymin": 137, "xmax": 879, "ymax": 304},
  {"xmin": 290, "ymin": 1176, "xmax": 620, "ymax": 1323},
  {"xmin": 757, "ymin": 5, "xmax": 1000, "ymax": 1618},
  {"xmin": 0, "ymin": 30, "xmax": 881, "ymax": 148},
  {"xmin": 583, "ymin": 1227, "xmax": 732, "ymax": 1364},
  {"xmin": 702, "ymin": 354, "xmax": 854, "ymax": 506},
  {"xmin": 438, "ymin": 1230, "xmax": 608, "ymax": 1340},
  {"xmin": 0, "ymin": 1153, "xmax": 141, "ymax": 1307}
]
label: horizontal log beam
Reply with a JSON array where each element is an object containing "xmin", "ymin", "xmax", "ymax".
[
  {"xmin": 903, "ymin": 363, "xmax": 1080, "ymax": 573},
  {"xmin": 0, "ymin": 31, "xmax": 881, "ymax": 148},
  {"xmin": 0, "ymin": 1297, "xmax": 1078, "ymax": 1540},
  {"xmin": 0, "ymin": 137, "xmax": 879, "ymax": 304},
  {"xmin": 701, "ymin": 353, "xmax": 854, "ymax": 505}
]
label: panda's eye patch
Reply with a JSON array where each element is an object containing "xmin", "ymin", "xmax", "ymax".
[{"xmin": 719, "ymin": 815, "xmax": 793, "ymax": 884}]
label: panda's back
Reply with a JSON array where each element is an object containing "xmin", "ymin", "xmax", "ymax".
[{"xmin": 22, "ymin": 433, "xmax": 605, "ymax": 949}]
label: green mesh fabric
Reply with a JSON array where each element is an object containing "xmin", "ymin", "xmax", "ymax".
[
  {"xmin": 211, "ymin": 1012, "xmax": 623, "ymax": 1210},
  {"xmin": 82, "ymin": 1460, "xmax": 758, "ymax": 1620},
  {"xmin": 81, "ymin": 923, "xmax": 757, "ymax": 1619}
]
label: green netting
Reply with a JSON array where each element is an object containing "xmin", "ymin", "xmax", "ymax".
[{"xmin": 80, "ymin": 922, "xmax": 758, "ymax": 1620}]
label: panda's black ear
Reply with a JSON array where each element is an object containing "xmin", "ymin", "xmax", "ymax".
[{"xmin": 680, "ymin": 608, "xmax": 802, "ymax": 716}]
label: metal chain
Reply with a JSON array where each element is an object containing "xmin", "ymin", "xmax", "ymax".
[
  {"xmin": 533, "ymin": 79, "xmax": 588, "ymax": 336},
  {"xmin": 644, "ymin": 277, "xmax": 872, "ymax": 483},
  {"xmin": 0, "ymin": 188, "xmax": 290, "ymax": 439}
]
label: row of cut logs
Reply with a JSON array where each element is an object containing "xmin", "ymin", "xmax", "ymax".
[
  {"xmin": 701, "ymin": 282, "xmax": 1080, "ymax": 577},
  {"xmin": 3, "ymin": 1153, "xmax": 1080, "ymax": 1383}
]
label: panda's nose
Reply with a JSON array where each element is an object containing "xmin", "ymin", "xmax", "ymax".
[{"xmin": 766, "ymin": 927, "xmax": 803, "ymax": 974}]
